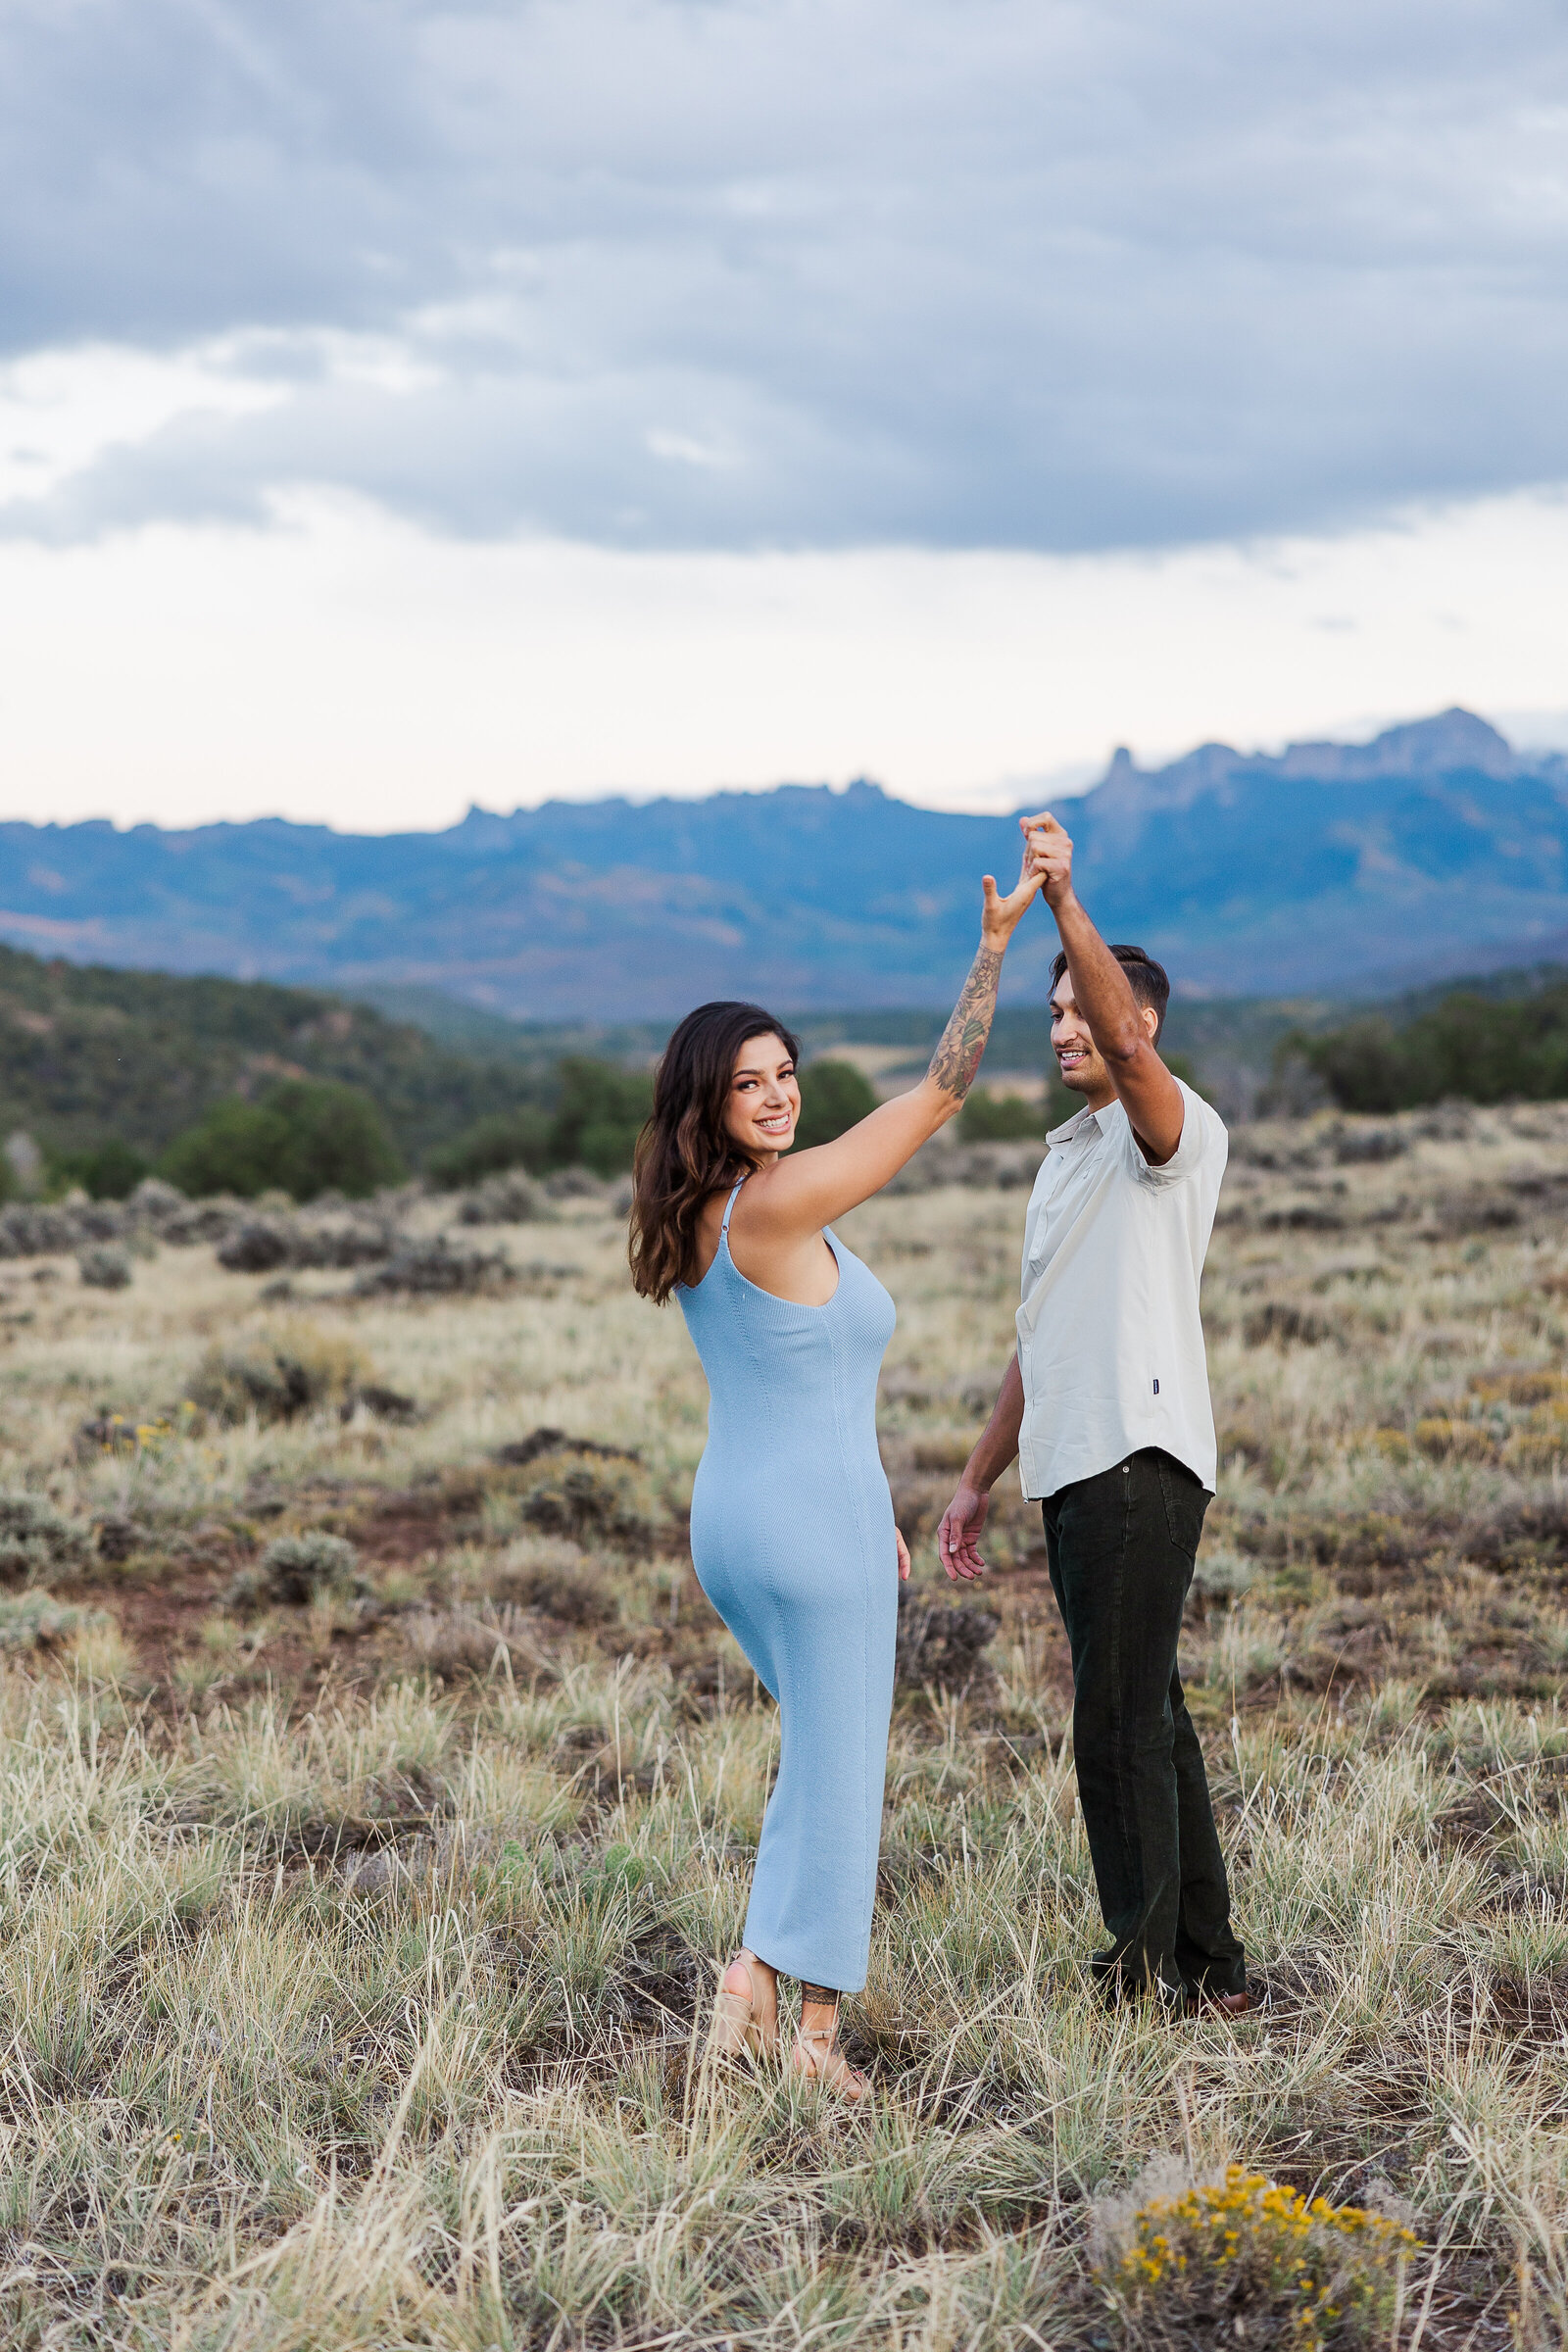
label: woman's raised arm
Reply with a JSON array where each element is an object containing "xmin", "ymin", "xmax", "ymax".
[{"xmin": 738, "ymin": 852, "xmax": 1043, "ymax": 1238}]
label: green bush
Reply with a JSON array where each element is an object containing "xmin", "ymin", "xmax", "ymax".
[
  {"xmin": 78, "ymin": 1247, "xmax": 132, "ymax": 1291},
  {"xmin": 49, "ymin": 1139, "xmax": 149, "ymax": 1200},
  {"xmin": 1297, "ymin": 982, "xmax": 1568, "ymax": 1113},
  {"xmin": 428, "ymin": 1060, "xmax": 651, "ymax": 1182},
  {"xmin": 550, "ymin": 1057, "xmax": 655, "ymax": 1177},
  {"xmin": 257, "ymin": 1532, "xmax": 361, "ymax": 1606},
  {"xmin": 0, "ymin": 1592, "xmax": 102, "ymax": 1650},
  {"xmin": 161, "ymin": 1080, "xmax": 402, "ymax": 1200},
  {"xmin": 0, "ymin": 1494, "xmax": 89, "ymax": 1584},
  {"xmin": 427, "ymin": 1108, "xmax": 555, "ymax": 1188},
  {"xmin": 190, "ymin": 1321, "xmax": 367, "ymax": 1425},
  {"xmin": 959, "ymin": 1087, "xmax": 1044, "ymax": 1141},
  {"xmin": 795, "ymin": 1058, "xmax": 877, "ymax": 1149}
]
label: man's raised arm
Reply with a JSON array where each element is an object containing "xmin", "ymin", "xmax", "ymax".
[{"xmin": 1022, "ymin": 812, "xmax": 1186, "ymax": 1165}]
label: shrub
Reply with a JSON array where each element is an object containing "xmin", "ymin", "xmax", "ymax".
[
  {"xmin": 0, "ymin": 1592, "xmax": 102, "ymax": 1650},
  {"xmin": 77, "ymin": 1246, "xmax": 132, "ymax": 1290},
  {"xmin": 550, "ymin": 1058, "xmax": 655, "ymax": 1177},
  {"xmin": 353, "ymin": 1237, "xmax": 512, "ymax": 1296},
  {"xmin": 1298, "ymin": 980, "xmax": 1568, "ymax": 1112},
  {"xmin": 217, "ymin": 1220, "xmax": 293, "ymax": 1273},
  {"xmin": 74, "ymin": 1406, "xmax": 187, "ymax": 1459},
  {"xmin": 894, "ymin": 1588, "xmax": 1000, "ymax": 1691},
  {"xmin": 161, "ymin": 1099, "xmax": 296, "ymax": 1200},
  {"xmin": 959, "ymin": 1087, "xmax": 1043, "ymax": 1142},
  {"xmin": 427, "ymin": 1061, "xmax": 653, "ymax": 1183},
  {"xmin": 162, "ymin": 1081, "xmax": 402, "ymax": 1202},
  {"xmin": 507, "ymin": 1446, "xmax": 662, "ymax": 1550},
  {"xmin": 251, "ymin": 1531, "xmax": 362, "ymax": 1606},
  {"xmin": 1332, "ymin": 1123, "xmax": 1408, "ymax": 1164},
  {"xmin": 456, "ymin": 1170, "xmax": 549, "ymax": 1225},
  {"xmin": 94, "ymin": 1514, "xmax": 148, "ymax": 1563},
  {"xmin": 352, "ymin": 1383, "xmax": 421, "ymax": 1424},
  {"xmin": 1191, "ymin": 1544, "xmax": 1257, "ymax": 1605},
  {"xmin": 190, "ymin": 1322, "xmax": 365, "ymax": 1424},
  {"xmin": 51, "ymin": 1140, "xmax": 150, "ymax": 1200},
  {"xmin": 217, "ymin": 1212, "xmax": 396, "ymax": 1273},
  {"xmin": 427, "ymin": 1109, "xmax": 555, "ymax": 1188},
  {"xmin": 1101, "ymin": 2163, "xmax": 1414, "ymax": 2350},
  {"xmin": 1243, "ymin": 1301, "xmax": 1333, "ymax": 1348},
  {"xmin": 0, "ymin": 1494, "xmax": 89, "ymax": 1584},
  {"xmin": 499, "ymin": 1558, "xmax": 619, "ymax": 1628},
  {"xmin": 404, "ymin": 1600, "xmax": 553, "ymax": 1674},
  {"xmin": 795, "ymin": 1058, "xmax": 876, "ymax": 1149}
]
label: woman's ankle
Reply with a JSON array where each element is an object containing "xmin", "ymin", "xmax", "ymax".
[{"xmin": 724, "ymin": 1949, "xmax": 778, "ymax": 2001}]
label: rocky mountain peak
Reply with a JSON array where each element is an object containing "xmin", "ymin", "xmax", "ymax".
[{"xmin": 1093, "ymin": 706, "xmax": 1522, "ymax": 807}]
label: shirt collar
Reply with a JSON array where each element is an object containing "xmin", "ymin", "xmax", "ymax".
[{"xmin": 1047, "ymin": 1099, "xmax": 1111, "ymax": 1148}]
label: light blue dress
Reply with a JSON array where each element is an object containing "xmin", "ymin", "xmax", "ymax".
[{"xmin": 677, "ymin": 1176, "xmax": 899, "ymax": 1992}]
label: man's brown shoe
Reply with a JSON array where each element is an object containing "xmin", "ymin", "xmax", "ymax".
[{"xmin": 1199, "ymin": 1987, "xmax": 1250, "ymax": 2019}]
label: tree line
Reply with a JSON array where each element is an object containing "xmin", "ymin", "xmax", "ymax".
[
  {"xmin": 5, "ymin": 1051, "xmax": 1097, "ymax": 1206},
  {"xmin": 1286, "ymin": 974, "xmax": 1568, "ymax": 1113}
]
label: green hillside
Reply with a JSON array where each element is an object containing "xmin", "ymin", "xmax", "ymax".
[
  {"xmin": 14, "ymin": 936, "xmax": 1514, "ymax": 1196},
  {"xmin": 0, "ymin": 946, "xmax": 546, "ymax": 1168}
]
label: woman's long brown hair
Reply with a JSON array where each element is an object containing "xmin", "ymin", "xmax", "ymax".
[{"xmin": 629, "ymin": 1001, "xmax": 802, "ymax": 1304}]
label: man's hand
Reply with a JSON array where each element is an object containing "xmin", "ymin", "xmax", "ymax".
[
  {"xmin": 895, "ymin": 1526, "xmax": 911, "ymax": 1583},
  {"xmin": 942, "ymin": 1359, "xmax": 1024, "ymax": 1579},
  {"xmin": 937, "ymin": 1482, "xmax": 991, "ymax": 1582},
  {"xmin": 1019, "ymin": 809, "xmax": 1075, "ymax": 911}
]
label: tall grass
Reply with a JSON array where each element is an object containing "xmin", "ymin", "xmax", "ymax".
[{"xmin": 1, "ymin": 1102, "xmax": 1567, "ymax": 2341}]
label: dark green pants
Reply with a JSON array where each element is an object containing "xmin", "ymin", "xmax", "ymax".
[{"xmin": 1043, "ymin": 1448, "xmax": 1247, "ymax": 2006}]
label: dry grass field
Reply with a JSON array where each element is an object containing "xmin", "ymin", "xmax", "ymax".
[{"xmin": 5, "ymin": 1102, "xmax": 1568, "ymax": 2346}]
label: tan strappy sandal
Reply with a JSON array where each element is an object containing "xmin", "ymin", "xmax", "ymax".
[
  {"xmin": 707, "ymin": 1952, "xmax": 779, "ymax": 2067},
  {"xmin": 790, "ymin": 2019, "xmax": 871, "ymax": 2104}
]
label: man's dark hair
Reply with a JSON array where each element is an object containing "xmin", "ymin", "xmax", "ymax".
[{"xmin": 1049, "ymin": 944, "xmax": 1171, "ymax": 1042}]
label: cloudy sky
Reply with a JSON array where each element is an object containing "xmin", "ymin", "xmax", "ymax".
[{"xmin": 2, "ymin": 0, "xmax": 1565, "ymax": 829}]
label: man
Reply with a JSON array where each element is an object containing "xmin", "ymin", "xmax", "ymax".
[{"xmin": 936, "ymin": 809, "xmax": 1248, "ymax": 2015}]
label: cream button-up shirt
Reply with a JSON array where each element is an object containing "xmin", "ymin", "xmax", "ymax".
[{"xmin": 1014, "ymin": 1078, "xmax": 1228, "ymax": 1501}]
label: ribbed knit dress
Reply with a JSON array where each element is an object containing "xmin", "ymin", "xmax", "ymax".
[{"xmin": 677, "ymin": 1175, "xmax": 899, "ymax": 1992}]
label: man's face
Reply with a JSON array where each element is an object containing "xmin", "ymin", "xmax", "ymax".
[
  {"xmin": 1051, "ymin": 976, "xmax": 1158, "ymax": 1100},
  {"xmin": 1051, "ymin": 977, "xmax": 1106, "ymax": 1098}
]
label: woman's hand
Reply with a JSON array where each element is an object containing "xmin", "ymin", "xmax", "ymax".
[
  {"xmin": 721, "ymin": 838, "xmax": 1042, "ymax": 1242},
  {"xmin": 980, "ymin": 841, "xmax": 1047, "ymax": 952},
  {"xmin": 895, "ymin": 1526, "xmax": 911, "ymax": 1582}
]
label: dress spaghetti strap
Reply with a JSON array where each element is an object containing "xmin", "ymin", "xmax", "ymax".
[{"xmin": 719, "ymin": 1173, "xmax": 748, "ymax": 1249}]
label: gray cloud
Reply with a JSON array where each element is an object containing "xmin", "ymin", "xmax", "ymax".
[{"xmin": 1, "ymin": 0, "xmax": 1565, "ymax": 551}]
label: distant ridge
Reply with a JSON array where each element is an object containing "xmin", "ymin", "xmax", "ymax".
[
  {"xmin": 3, "ymin": 710, "xmax": 1566, "ymax": 1014},
  {"xmin": 1099, "ymin": 707, "xmax": 1534, "ymax": 805}
]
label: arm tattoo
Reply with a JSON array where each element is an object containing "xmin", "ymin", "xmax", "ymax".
[{"xmin": 929, "ymin": 945, "xmax": 1003, "ymax": 1101}]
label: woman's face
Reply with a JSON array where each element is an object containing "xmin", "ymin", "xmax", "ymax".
[{"xmin": 722, "ymin": 1032, "xmax": 800, "ymax": 1160}]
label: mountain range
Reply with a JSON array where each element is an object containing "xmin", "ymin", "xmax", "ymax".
[{"xmin": 4, "ymin": 709, "xmax": 1565, "ymax": 1016}]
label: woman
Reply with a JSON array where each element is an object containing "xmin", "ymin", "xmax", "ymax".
[{"xmin": 628, "ymin": 850, "xmax": 1043, "ymax": 2097}]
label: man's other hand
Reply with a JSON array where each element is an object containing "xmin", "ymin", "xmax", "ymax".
[
  {"xmin": 937, "ymin": 1483, "xmax": 991, "ymax": 1581},
  {"xmin": 1019, "ymin": 809, "xmax": 1075, "ymax": 910}
]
